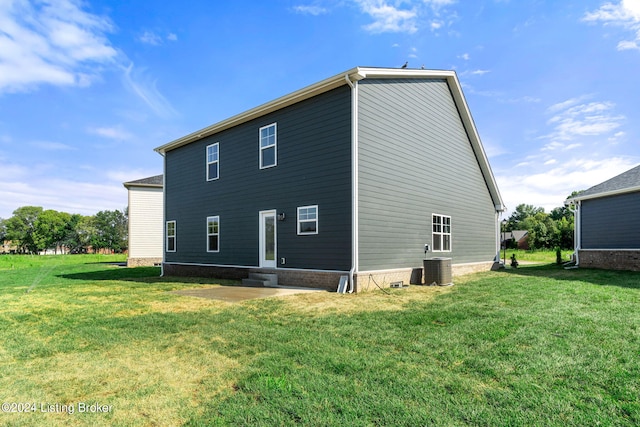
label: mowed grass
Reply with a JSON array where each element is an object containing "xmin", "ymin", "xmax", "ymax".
[{"xmin": 0, "ymin": 255, "xmax": 639, "ymax": 426}]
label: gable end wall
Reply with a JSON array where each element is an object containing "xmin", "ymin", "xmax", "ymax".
[{"xmin": 357, "ymin": 78, "xmax": 497, "ymax": 272}]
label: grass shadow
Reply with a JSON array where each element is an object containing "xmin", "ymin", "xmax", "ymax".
[
  {"xmin": 57, "ymin": 266, "xmax": 241, "ymax": 286},
  {"xmin": 500, "ymin": 263, "xmax": 640, "ymax": 290}
]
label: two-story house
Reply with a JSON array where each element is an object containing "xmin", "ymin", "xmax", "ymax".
[{"xmin": 155, "ymin": 67, "xmax": 505, "ymax": 292}]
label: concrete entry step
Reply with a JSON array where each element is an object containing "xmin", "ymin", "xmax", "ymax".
[{"xmin": 241, "ymin": 273, "xmax": 278, "ymax": 287}]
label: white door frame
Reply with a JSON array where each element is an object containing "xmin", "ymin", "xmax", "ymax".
[{"xmin": 259, "ymin": 210, "xmax": 277, "ymax": 268}]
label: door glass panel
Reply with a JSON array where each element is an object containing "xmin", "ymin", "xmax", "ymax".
[{"xmin": 265, "ymin": 216, "xmax": 275, "ymax": 261}]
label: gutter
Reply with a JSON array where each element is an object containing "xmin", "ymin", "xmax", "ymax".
[
  {"xmin": 159, "ymin": 152, "xmax": 166, "ymax": 277},
  {"xmin": 565, "ymin": 199, "xmax": 580, "ymax": 266},
  {"xmin": 345, "ymin": 73, "xmax": 358, "ymax": 293}
]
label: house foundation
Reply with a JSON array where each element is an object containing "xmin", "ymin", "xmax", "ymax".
[
  {"xmin": 127, "ymin": 257, "xmax": 163, "ymax": 267},
  {"xmin": 163, "ymin": 260, "xmax": 497, "ymax": 293},
  {"xmin": 578, "ymin": 250, "xmax": 640, "ymax": 272}
]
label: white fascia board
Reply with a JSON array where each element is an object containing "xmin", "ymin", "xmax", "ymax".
[
  {"xmin": 123, "ymin": 182, "xmax": 163, "ymax": 189},
  {"xmin": 566, "ymin": 186, "xmax": 640, "ymax": 203},
  {"xmin": 155, "ymin": 67, "xmax": 362, "ymax": 154},
  {"xmin": 154, "ymin": 67, "xmax": 448, "ymax": 154},
  {"xmin": 447, "ymin": 73, "xmax": 505, "ymax": 212}
]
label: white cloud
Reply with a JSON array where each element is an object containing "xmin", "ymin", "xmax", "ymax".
[
  {"xmin": 30, "ymin": 140, "xmax": 75, "ymax": 151},
  {"xmin": 0, "ymin": 0, "xmax": 117, "ymax": 94},
  {"xmin": 0, "ymin": 177, "xmax": 128, "ymax": 218},
  {"xmin": 584, "ymin": 0, "xmax": 640, "ymax": 51},
  {"xmin": 458, "ymin": 69, "xmax": 491, "ymax": 77},
  {"xmin": 139, "ymin": 31, "xmax": 178, "ymax": 45},
  {"xmin": 355, "ymin": 0, "xmax": 418, "ymax": 33},
  {"xmin": 122, "ymin": 63, "xmax": 178, "ymax": 118},
  {"xmin": 496, "ymin": 157, "xmax": 639, "ymax": 214},
  {"xmin": 0, "ymin": 162, "xmax": 163, "ymax": 218},
  {"xmin": 88, "ymin": 126, "xmax": 133, "ymax": 141},
  {"xmin": 458, "ymin": 53, "xmax": 470, "ymax": 60},
  {"xmin": 139, "ymin": 31, "xmax": 162, "ymax": 45},
  {"xmin": 293, "ymin": 5, "xmax": 328, "ymax": 15},
  {"xmin": 543, "ymin": 99, "xmax": 624, "ymax": 142}
]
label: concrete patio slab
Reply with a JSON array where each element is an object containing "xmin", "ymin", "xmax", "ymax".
[{"xmin": 171, "ymin": 285, "xmax": 326, "ymax": 303}]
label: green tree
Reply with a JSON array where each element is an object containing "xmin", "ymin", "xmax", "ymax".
[
  {"xmin": 93, "ymin": 210, "xmax": 128, "ymax": 253},
  {"xmin": 5, "ymin": 206, "xmax": 43, "ymax": 253},
  {"xmin": 74, "ymin": 216, "xmax": 98, "ymax": 253},
  {"xmin": 0, "ymin": 218, "xmax": 6, "ymax": 244},
  {"xmin": 507, "ymin": 204, "xmax": 545, "ymax": 230},
  {"xmin": 33, "ymin": 210, "xmax": 73, "ymax": 253},
  {"xmin": 61, "ymin": 214, "xmax": 84, "ymax": 252}
]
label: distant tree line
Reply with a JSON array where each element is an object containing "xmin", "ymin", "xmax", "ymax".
[
  {"xmin": 503, "ymin": 192, "xmax": 580, "ymax": 250},
  {"xmin": 0, "ymin": 206, "xmax": 127, "ymax": 255}
]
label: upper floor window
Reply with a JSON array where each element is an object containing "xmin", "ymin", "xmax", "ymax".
[
  {"xmin": 259, "ymin": 123, "xmax": 277, "ymax": 169},
  {"xmin": 432, "ymin": 214, "xmax": 451, "ymax": 252},
  {"xmin": 166, "ymin": 220, "xmax": 176, "ymax": 252},
  {"xmin": 207, "ymin": 216, "xmax": 219, "ymax": 252},
  {"xmin": 206, "ymin": 143, "xmax": 219, "ymax": 181},
  {"xmin": 297, "ymin": 205, "xmax": 318, "ymax": 235}
]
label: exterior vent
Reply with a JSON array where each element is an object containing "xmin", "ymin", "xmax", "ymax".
[{"xmin": 423, "ymin": 257, "xmax": 453, "ymax": 286}]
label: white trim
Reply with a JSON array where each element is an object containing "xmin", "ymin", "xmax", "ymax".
[
  {"xmin": 297, "ymin": 205, "xmax": 318, "ymax": 235},
  {"xmin": 166, "ymin": 220, "xmax": 176, "ymax": 253},
  {"xmin": 567, "ymin": 186, "xmax": 640, "ymax": 203},
  {"xmin": 259, "ymin": 123, "xmax": 277, "ymax": 169},
  {"xmin": 351, "ymin": 76, "xmax": 360, "ymax": 287},
  {"xmin": 432, "ymin": 214, "xmax": 452, "ymax": 252},
  {"xmin": 579, "ymin": 248, "xmax": 640, "ymax": 251},
  {"xmin": 259, "ymin": 210, "xmax": 277, "ymax": 268},
  {"xmin": 206, "ymin": 143, "xmax": 219, "ymax": 181},
  {"xmin": 206, "ymin": 215, "xmax": 220, "ymax": 253},
  {"xmin": 359, "ymin": 261, "xmax": 493, "ymax": 276}
]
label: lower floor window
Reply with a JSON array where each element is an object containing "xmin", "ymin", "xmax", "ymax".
[
  {"xmin": 297, "ymin": 205, "xmax": 318, "ymax": 235},
  {"xmin": 432, "ymin": 214, "xmax": 451, "ymax": 252},
  {"xmin": 207, "ymin": 216, "xmax": 219, "ymax": 252},
  {"xmin": 166, "ymin": 220, "xmax": 176, "ymax": 252}
]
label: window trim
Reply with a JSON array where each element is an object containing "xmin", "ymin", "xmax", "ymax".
[
  {"xmin": 432, "ymin": 214, "xmax": 452, "ymax": 252},
  {"xmin": 207, "ymin": 216, "xmax": 220, "ymax": 253},
  {"xmin": 297, "ymin": 205, "xmax": 318, "ymax": 235},
  {"xmin": 259, "ymin": 123, "xmax": 277, "ymax": 169},
  {"xmin": 166, "ymin": 220, "xmax": 176, "ymax": 253},
  {"xmin": 206, "ymin": 143, "xmax": 219, "ymax": 181}
]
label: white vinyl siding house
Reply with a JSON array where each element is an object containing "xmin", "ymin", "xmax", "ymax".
[{"xmin": 123, "ymin": 175, "xmax": 164, "ymax": 266}]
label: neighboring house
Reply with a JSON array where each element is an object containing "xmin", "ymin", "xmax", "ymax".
[
  {"xmin": 123, "ymin": 175, "xmax": 164, "ymax": 267},
  {"xmin": 503, "ymin": 230, "xmax": 529, "ymax": 250},
  {"xmin": 1, "ymin": 241, "xmax": 17, "ymax": 254},
  {"xmin": 154, "ymin": 66, "xmax": 505, "ymax": 291},
  {"xmin": 565, "ymin": 164, "xmax": 640, "ymax": 271}
]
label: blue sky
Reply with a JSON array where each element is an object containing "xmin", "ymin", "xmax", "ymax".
[{"xmin": 1, "ymin": 0, "xmax": 639, "ymax": 219}]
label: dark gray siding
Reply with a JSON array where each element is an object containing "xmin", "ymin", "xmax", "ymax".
[
  {"xmin": 357, "ymin": 78, "xmax": 497, "ymax": 270},
  {"xmin": 581, "ymin": 192, "xmax": 640, "ymax": 249},
  {"xmin": 165, "ymin": 86, "xmax": 352, "ymax": 270}
]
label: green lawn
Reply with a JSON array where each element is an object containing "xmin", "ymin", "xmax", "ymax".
[{"xmin": 0, "ymin": 255, "xmax": 639, "ymax": 426}]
